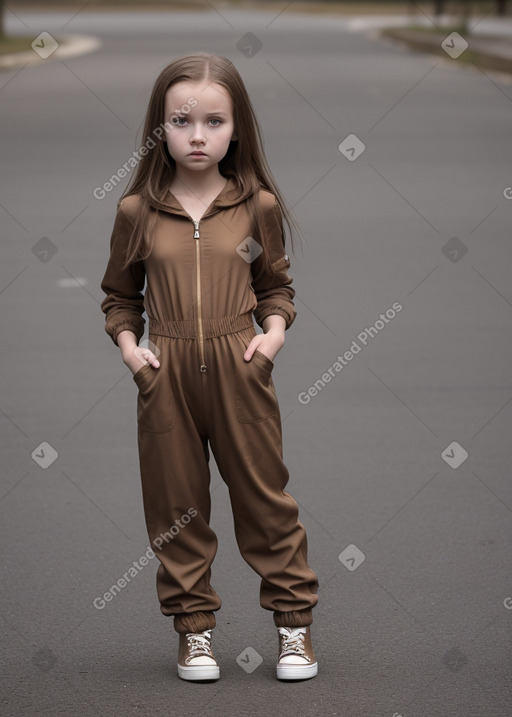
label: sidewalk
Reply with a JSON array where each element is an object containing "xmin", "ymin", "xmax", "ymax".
[
  {"xmin": 378, "ymin": 22, "xmax": 512, "ymax": 75},
  {"xmin": 1, "ymin": 3, "xmax": 512, "ymax": 76},
  {"xmin": 0, "ymin": 33, "xmax": 101, "ymax": 70}
]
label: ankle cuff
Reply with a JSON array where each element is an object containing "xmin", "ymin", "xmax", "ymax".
[
  {"xmin": 273, "ymin": 608, "xmax": 313, "ymax": 628},
  {"xmin": 173, "ymin": 610, "xmax": 216, "ymax": 634}
]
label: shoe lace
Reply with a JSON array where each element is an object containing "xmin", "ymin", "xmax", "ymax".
[
  {"xmin": 185, "ymin": 629, "xmax": 214, "ymax": 660},
  {"xmin": 278, "ymin": 627, "xmax": 309, "ymax": 661}
]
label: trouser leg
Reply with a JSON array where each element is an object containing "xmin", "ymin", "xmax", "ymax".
[
  {"xmin": 133, "ymin": 335, "xmax": 220, "ymax": 634},
  {"xmin": 210, "ymin": 417, "xmax": 319, "ymax": 625},
  {"xmin": 205, "ymin": 329, "xmax": 319, "ymax": 627}
]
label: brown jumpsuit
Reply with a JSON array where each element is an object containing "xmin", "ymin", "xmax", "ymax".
[{"xmin": 100, "ymin": 176, "xmax": 319, "ymax": 634}]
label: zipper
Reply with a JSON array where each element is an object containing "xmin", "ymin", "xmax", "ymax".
[{"xmin": 192, "ymin": 219, "xmax": 207, "ymax": 373}]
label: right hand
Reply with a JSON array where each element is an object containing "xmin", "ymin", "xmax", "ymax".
[{"xmin": 123, "ymin": 345, "xmax": 161, "ymax": 377}]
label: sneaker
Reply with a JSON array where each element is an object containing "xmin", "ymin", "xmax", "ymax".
[
  {"xmin": 177, "ymin": 629, "xmax": 220, "ymax": 681},
  {"xmin": 276, "ymin": 626, "xmax": 318, "ymax": 681}
]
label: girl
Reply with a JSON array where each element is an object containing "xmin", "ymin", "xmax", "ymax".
[{"xmin": 100, "ymin": 52, "xmax": 319, "ymax": 682}]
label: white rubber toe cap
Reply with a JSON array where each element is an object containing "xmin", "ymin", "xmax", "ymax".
[{"xmin": 186, "ymin": 656, "xmax": 217, "ymax": 666}]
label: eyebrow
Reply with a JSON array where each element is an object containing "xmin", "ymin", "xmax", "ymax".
[{"xmin": 171, "ymin": 110, "xmax": 228, "ymax": 117}]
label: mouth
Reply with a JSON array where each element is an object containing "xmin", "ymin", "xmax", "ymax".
[{"xmin": 189, "ymin": 151, "xmax": 206, "ymax": 156}]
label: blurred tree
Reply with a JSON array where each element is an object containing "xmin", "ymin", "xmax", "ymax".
[
  {"xmin": 0, "ymin": 0, "xmax": 4, "ymax": 39},
  {"xmin": 434, "ymin": 0, "xmax": 508, "ymax": 19},
  {"xmin": 433, "ymin": 0, "xmax": 446, "ymax": 16},
  {"xmin": 460, "ymin": 1, "xmax": 471, "ymax": 33}
]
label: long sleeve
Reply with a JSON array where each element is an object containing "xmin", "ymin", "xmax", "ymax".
[
  {"xmin": 251, "ymin": 195, "xmax": 297, "ymax": 331},
  {"xmin": 100, "ymin": 198, "xmax": 146, "ymax": 347}
]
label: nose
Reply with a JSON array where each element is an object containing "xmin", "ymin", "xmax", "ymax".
[{"xmin": 190, "ymin": 123, "xmax": 206, "ymax": 144}]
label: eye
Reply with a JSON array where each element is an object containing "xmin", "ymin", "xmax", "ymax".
[
  {"xmin": 171, "ymin": 116, "xmax": 187, "ymax": 126},
  {"xmin": 209, "ymin": 118, "xmax": 222, "ymax": 126}
]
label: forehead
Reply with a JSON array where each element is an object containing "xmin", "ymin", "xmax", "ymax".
[{"xmin": 164, "ymin": 81, "xmax": 232, "ymax": 111}]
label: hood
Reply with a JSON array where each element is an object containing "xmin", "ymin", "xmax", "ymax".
[{"xmin": 147, "ymin": 176, "xmax": 257, "ymax": 219}]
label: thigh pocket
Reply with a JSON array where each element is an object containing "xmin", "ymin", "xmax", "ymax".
[
  {"xmin": 235, "ymin": 349, "xmax": 278, "ymax": 423},
  {"xmin": 132, "ymin": 363, "xmax": 175, "ymax": 433}
]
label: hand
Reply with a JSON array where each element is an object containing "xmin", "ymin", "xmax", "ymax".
[
  {"xmin": 123, "ymin": 345, "xmax": 161, "ymax": 376},
  {"xmin": 244, "ymin": 328, "xmax": 285, "ymax": 363}
]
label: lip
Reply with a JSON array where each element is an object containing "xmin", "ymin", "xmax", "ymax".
[{"xmin": 189, "ymin": 151, "xmax": 206, "ymax": 156}]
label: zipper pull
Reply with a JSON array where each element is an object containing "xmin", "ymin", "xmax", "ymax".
[{"xmin": 193, "ymin": 220, "xmax": 200, "ymax": 239}]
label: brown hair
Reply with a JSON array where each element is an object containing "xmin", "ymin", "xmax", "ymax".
[{"xmin": 117, "ymin": 52, "xmax": 303, "ymax": 275}]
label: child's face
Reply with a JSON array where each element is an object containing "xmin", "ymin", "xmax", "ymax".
[{"xmin": 163, "ymin": 80, "xmax": 237, "ymax": 173}]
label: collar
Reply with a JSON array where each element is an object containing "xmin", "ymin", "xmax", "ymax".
[{"xmin": 147, "ymin": 176, "xmax": 256, "ymax": 218}]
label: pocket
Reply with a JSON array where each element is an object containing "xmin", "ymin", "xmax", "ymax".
[
  {"xmin": 132, "ymin": 363, "xmax": 175, "ymax": 433},
  {"xmin": 253, "ymin": 348, "xmax": 275, "ymax": 370},
  {"xmin": 235, "ymin": 348, "xmax": 278, "ymax": 423},
  {"xmin": 132, "ymin": 361, "xmax": 152, "ymax": 381}
]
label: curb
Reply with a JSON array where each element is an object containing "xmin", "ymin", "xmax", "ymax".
[
  {"xmin": 0, "ymin": 1, "xmax": 418, "ymax": 14},
  {"xmin": 0, "ymin": 3, "xmax": 404, "ymax": 72},
  {"xmin": 2, "ymin": 11, "xmax": 512, "ymax": 78},
  {"xmin": 378, "ymin": 27, "xmax": 512, "ymax": 76},
  {"xmin": 0, "ymin": 33, "xmax": 102, "ymax": 71}
]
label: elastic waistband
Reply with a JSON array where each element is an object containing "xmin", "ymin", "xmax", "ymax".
[{"xmin": 149, "ymin": 312, "xmax": 255, "ymax": 339}]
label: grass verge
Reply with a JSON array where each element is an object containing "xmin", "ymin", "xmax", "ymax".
[{"xmin": 380, "ymin": 25, "xmax": 512, "ymax": 74}]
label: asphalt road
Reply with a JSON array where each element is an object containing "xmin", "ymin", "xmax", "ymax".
[{"xmin": 1, "ymin": 7, "xmax": 511, "ymax": 717}]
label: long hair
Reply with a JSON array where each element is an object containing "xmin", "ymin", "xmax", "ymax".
[{"xmin": 117, "ymin": 52, "xmax": 303, "ymax": 274}]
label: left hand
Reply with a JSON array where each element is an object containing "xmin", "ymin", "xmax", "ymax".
[
  {"xmin": 244, "ymin": 315, "xmax": 287, "ymax": 363},
  {"xmin": 244, "ymin": 328, "xmax": 285, "ymax": 363}
]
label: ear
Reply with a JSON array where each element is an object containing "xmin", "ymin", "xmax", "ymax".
[{"xmin": 231, "ymin": 131, "xmax": 238, "ymax": 141}]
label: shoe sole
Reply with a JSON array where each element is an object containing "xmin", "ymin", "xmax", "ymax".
[
  {"xmin": 177, "ymin": 663, "xmax": 220, "ymax": 681},
  {"xmin": 276, "ymin": 661, "xmax": 318, "ymax": 680}
]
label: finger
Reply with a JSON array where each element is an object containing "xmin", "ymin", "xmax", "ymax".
[
  {"xmin": 146, "ymin": 354, "xmax": 160, "ymax": 368},
  {"xmin": 137, "ymin": 351, "xmax": 151, "ymax": 366}
]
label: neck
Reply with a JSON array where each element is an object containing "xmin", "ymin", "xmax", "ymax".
[{"xmin": 170, "ymin": 165, "xmax": 226, "ymax": 195}]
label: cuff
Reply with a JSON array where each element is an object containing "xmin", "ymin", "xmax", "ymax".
[
  {"xmin": 255, "ymin": 306, "xmax": 295, "ymax": 332},
  {"xmin": 110, "ymin": 320, "xmax": 145, "ymax": 347}
]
